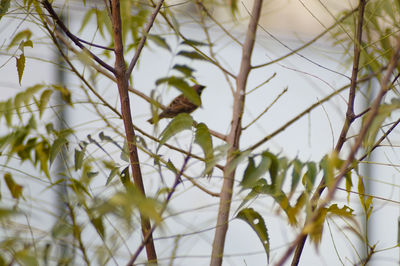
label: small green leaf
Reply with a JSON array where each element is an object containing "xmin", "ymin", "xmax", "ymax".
[
  {"xmin": 4, "ymin": 172, "xmax": 24, "ymax": 199},
  {"xmin": 106, "ymin": 167, "xmax": 119, "ymax": 185},
  {"xmin": 181, "ymin": 39, "xmax": 209, "ymax": 47},
  {"xmin": 236, "ymin": 208, "xmax": 270, "ymax": 262},
  {"xmin": 74, "ymin": 148, "xmax": 85, "ymax": 171},
  {"xmin": 195, "ymin": 123, "xmax": 214, "ymax": 176},
  {"xmin": 173, "ymin": 64, "xmax": 195, "ymax": 77},
  {"xmin": 16, "ymin": 53, "xmax": 25, "ymax": 85},
  {"xmin": 91, "ymin": 216, "xmax": 105, "ymax": 238},
  {"xmin": 0, "ymin": 0, "xmax": 11, "ymax": 21},
  {"xmin": 327, "ymin": 204, "xmax": 354, "ymax": 217},
  {"xmin": 52, "ymin": 85, "xmax": 73, "ymax": 106},
  {"xmin": 177, "ymin": 50, "xmax": 207, "ymax": 61},
  {"xmin": 148, "ymin": 34, "xmax": 170, "ymax": 51},
  {"xmin": 159, "ymin": 113, "xmax": 193, "ymax": 148},
  {"xmin": 50, "ymin": 137, "xmax": 68, "ymax": 165},
  {"xmin": 35, "ymin": 141, "xmax": 50, "ymax": 178},
  {"xmin": 39, "ymin": 89, "xmax": 53, "ymax": 117},
  {"xmin": 290, "ymin": 159, "xmax": 303, "ymax": 193}
]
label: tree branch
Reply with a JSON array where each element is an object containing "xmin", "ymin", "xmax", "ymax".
[
  {"xmin": 110, "ymin": 0, "xmax": 157, "ymax": 262},
  {"xmin": 126, "ymin": 0, "xmax": 164, "ymax": 77},
  {"xmin": 210, "ymin": 1, "xmax": 263, "ymax": 265},
  {"xmin": 41, "ymin": 0, "xmax": 115, "ymax": 73}
]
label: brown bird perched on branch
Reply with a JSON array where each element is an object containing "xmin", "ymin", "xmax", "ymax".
[{"xmin": 147, "ymin": 84, "xmax": 206, "ymax": 124}]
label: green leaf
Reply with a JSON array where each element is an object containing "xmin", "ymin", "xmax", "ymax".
[
  {"xmin": 241, "ymin": 155, "xmax": 271, "ymax": 189},
  {"xmin": 50, "ymin": 137, "xmax": 68, "ymax": 165},
  {"xmin": 106, "ymin": 167, "xmax": 119, "ymax": 185},
  {"xmin": 148, "ymin": 34, "xmax": 170, "ymax": 51},
  {"xmin": 74, "ymin": 148, "xmax": 85, "ymax": 171},
  {"xmin": 79, "ymin": 9, "xmax": 96, "ymax": 33},
  {"xmin": 327, "ymin": 204, "xmax": 354, "ymax": 217},
  {"xmin": 4, "ymin": 172, "xmax": 24, "ymax": 199},
  {"xmin": 91, "ymin": 216, "xmax": 105, "ymax": 238},
  {"xmin": 173, "ymin": 64, "xmax": 195, "ymax": 77},
  {"xmin": 290, "ymin": 159, "xmax": 303, "ymax": 193},
  {"xmin": 302, "ymin": 162, "xmax": 317, "ymax": 192},
  {"xmin": 120, "ymin": 140, "xmax": 129, "ymax": 162},
  {"xmin": 39, "ymin": 89, "xmax": 53, "ymax": 117},
  {"xmin": 0, "ymin": 0, "xmax": 10, "ymax": 21},
  {"xmin": 181, "ymin": 39, "xmax": 209, "ymax": 47},
  {"xmin": 35, "ymin": 141, "xmax": 50, "ymax": 178},
  {"xmin": 4, "ymin": 99, "xmax": 12, "ymax": 126},
  {"xmin": 159, "ymin": 113, "xmax": 193, "ymax": 148},
  {"xmin": 155, "ymin": 76, "xmax": 201, "ymax": 106},
  {"xmin": 8, "ymin": 30, "xmax": 32, "ymax": 49},
  {"xmin": 236, "ymin": 208, "xmax": 270, "ymax": 262},
  {"xmin": 52, "ymin": 85, "xmax": 73, "ymax": 106},
  {"xmin": 177, "ymin": 50, "xmax": 207, "ymax": 61},
  {"xmin": 195, "ymin": 123, "xmax": 214, "ymax": 176},
  {"xmin": 16, "ymin": 53, "xmax": 25, "ymax": 85},
  {"xmin": 363, "ymin": 102, "xmax": 400, "ymax": 148}
]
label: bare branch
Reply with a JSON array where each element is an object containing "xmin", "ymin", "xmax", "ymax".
[
  {"xmin": 126, "ymin": 0, "xmax": 164, "ymax": 77},
  {"xmin": 211, "ymin": 1, "xmax": 263, "ymax": 265},
  {"xmin": 41, "ymin": 0, "xmax": 115, "ymax": 73}
]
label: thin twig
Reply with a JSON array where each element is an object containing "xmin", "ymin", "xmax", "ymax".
[
  {"xmin": 41, "ymin": 0, "xmax": 115, "ymax": 73},
  {"xmin": 252, "ymin": 6, "xmax": 359, "ymax": 69},
  {"xmin": 276, "ymin": 36, "xmax": 400, "ymax": 266},
  {"xmin": 127, "ymin": 150, "xmax": 193, "ymax": 265},
  {"xmin": 126, "ymin": 0, "xmax": 164, "ymax": 77}
]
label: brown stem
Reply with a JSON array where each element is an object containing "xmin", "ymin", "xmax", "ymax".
[
  {"xmin": 210, "ymin": 1, "xmax": 263, "ymax": 265},
  {"xmin": 277, "ymin": 36, "xmax": 400, "ymax": 266},
  {"xmin": 126, "ymin": 0, "xmax": 164, "ymax": 77},
  {"xmin": 110, "ymin": 0, "xmax": 157, "ymax": 262},
  {"xmin": 291, "ymin": 1, "xmax": 366, "ymax": 264},
  {"xmin": 41, "ymin": 0, "xmax": 115, "ymax": 73},
  {"xmin": 127, "ymin": 150, "xmax": 192, "ymax": 265}
]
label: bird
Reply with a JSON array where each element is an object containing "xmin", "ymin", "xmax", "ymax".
[{"xmin": 147, "ymin": 84, "xmax": 206, "ymax": 124}]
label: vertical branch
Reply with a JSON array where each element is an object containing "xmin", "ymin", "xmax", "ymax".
[
  {"xmin": 110, "ymin": 0, "xmax": 157, "ymax": 262},
  {"xmin": 210, "ymin": 1, "xmax": 263, "ymax": 265},
  {"xmin": 291, "ymin": 1, "xmax": 367, "ymax": 265}
]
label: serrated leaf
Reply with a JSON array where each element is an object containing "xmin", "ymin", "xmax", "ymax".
[
  {"xmin": 148, "ymin": 34, "xmax": 170, "ymax": 51},
  {"xmin": 16, "ymin": 53, "xmax": 25, "ymax": 85},
  {"xmin": 50, "ymin": 137, "xmax": 68, "ymax": 165},
  {"xmin": 236, "ymin": 208, "xmax": 270, "ymax": 262},
  {"xmin": 177, "ymin": 50, "xmax": 207, "ymax": 61},
  {"xmin": 159, "ymin": 113, "xmax": 193, "ymax": 148},
  {"xmin": 195, "ymin": 123, "xmax": 214, "ymax": 176},
  {"xmin": 155, "ymin": 76, "xmax": 201, "ymax": 106},
  {"xmin": 4, "ymin": 172, "xmax": 24, "ymax": 199},
  {"xmin": 327, "ymin": 204, "xmax": 354, "ymax": 217},
  {"xmin": 39, "ymin": 89, "xmax": 53, "ymax": 117}
]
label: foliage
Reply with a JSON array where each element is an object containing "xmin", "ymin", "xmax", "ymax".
[{"xmin": 0, "ymin": 0, "xmax": 399, "ymax": 265}]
